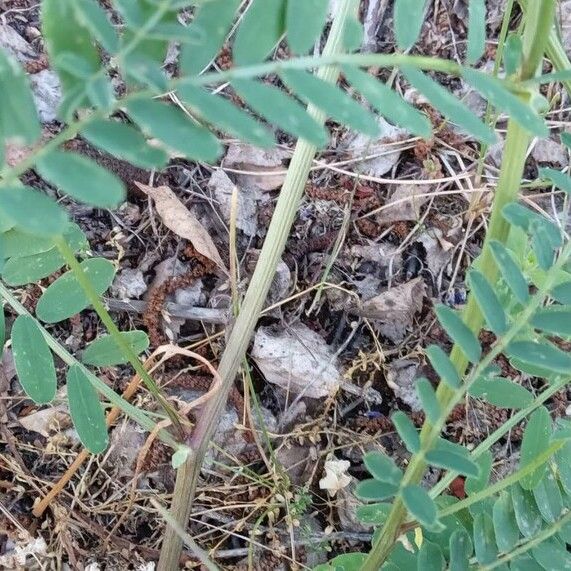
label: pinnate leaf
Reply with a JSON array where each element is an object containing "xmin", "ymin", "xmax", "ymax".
[
  {"xmin": 417, "ymin": 540, "xmax": 444, "ymax": 571},
  {"xmin": 531, "ymin": 307, "xmax": 571, "ymax": 336},
  {"xmin": 73, "ymin": 0, "xmax": 119, "ymax": 54},
  {"xmin": 82, "ymin": 331, "xmax": 149, "ymax": 366},
  {"xmin": 511, "ymin": 484, "xmax": 542, "ymax": 538},
  {"xmin": 493, "ymin": 491, "xmax": 520, "ymax": 552},
  {"xmin": 37, "ymin": 151, "xmax": 125, "ymax": 208},
  {"xmin": 355, "ymin": 479, "xmax": 399, "ymax": 501},
  {"xmin": 436, "ymin": 304, "xmax": 481, "ymax": 363},
  {"xmin": 426, "ymin": 449, "xmax": 480, "ymax": 478},
  {"xmin": 67, "ymin": 365, "xmax": 108, "ymax": 453},
  {"xmin": 12, "ymin": 315, "xmax": 56, "ymax": 404},
  {"xmin": 508, "ymin": 340, "xmax": 571, "ymax": 375},
  {"xmin": 36, "ymin": 258, "xmax": 115, "ymax": 323},
  {"xmin": 533, "ymin": 470, "xmax": 563, "ymax": 523},
  {"xmin": 469, "ymin": 376, "xmax": 533, "ymax": 409},
  {"xmin": 473, "ymin": 513, "xmax": 498, "ymax": 565},
  {"xmin": 449, "ymin": 528, "xmax": 472, "ymax": 571}
]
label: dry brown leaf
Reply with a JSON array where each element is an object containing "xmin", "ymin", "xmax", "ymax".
[
  {"xmin": 377, "ymin": 184, "xmax": 431, "ymax": 226},
  {"xmin": 135, "ymin": 182, "xmax": 227, "ymax": 273},
  {"xmin": 19, "ymin": 405, "xmax": 67, "ymax": 438}
]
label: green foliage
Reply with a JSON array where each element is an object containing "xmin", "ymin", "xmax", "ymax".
[{"xmin": 82, "ymin": 331, "xmax": 150, "ymax": 366}]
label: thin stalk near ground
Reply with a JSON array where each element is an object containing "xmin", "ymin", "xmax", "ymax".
[{"xmin": 157, "ymin": 0, "xmax": 356, "ymax": 568}]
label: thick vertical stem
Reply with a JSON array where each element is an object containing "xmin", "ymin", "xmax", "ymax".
[
  {"xmin": 157, "ymin": 2, "xmax": 355, "ymax": 568},
  {"xmin": 361, "ymin": 2, "xmax": 555, "ymax": 569}
]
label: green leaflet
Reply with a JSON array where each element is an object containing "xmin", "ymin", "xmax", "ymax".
[
  {"xmin": 533, "ymin": 538, "xmax": 571, "ymax": 570},
  {"xmin": 462, "ymin": 69, "xmax": 548, "ymax": 137},
  {"xmin": 467, "ymin": 0, "xmax": 486, "ymax": 64},
  {"xmin": 0, "ymin": 49, "xmax": 40, "ymax": 144},
  {"xmin": 3, "ymin": 229, "xmax": 55, "ymax": 258},
  {"xmin": 36, "ymin": 258, "xmax": 116, "ymax": 323},
  {"xmin": 557, "ymin": 441, "xmax": 571, "ymax": 495},
  {"xmin": 126, "ymin": 99, "xmax": 222, "ymax": 162},
  {"xmin": 313, "ymin": 553, "xmax": 367, "ymax": 571},
  {"xmin": 508, "ymin": 340, "xmax": 571, "ymax": 375},
  {"xmin": 67, "ymin": 364, "xmax": 108, "ymax": 453},
  {"xmin": 533, "ymin": 470, "xmax": 563, "ymax": 523},
  {"xmin": 355, "ymin": 479, "xmax": 399, "ymax": 501},
  {"xmin": 81, "ymin": 119, "xmax": 168, "ymax": 169},
  {"xmin": 489, "ymin": 240, "xmax": 530, "ymax": 304},
  {"xmin": 473, "ymin": 513, "xmax": 498, "ymax": 565},
  {"xmin": 539, "ymin": 167, "xmax": 571, "ymax": 194},
  {"xmin": 0, "ymin": 305, "xmax": 4, "ymax": 359},
  {"xmin": 401, "ymin": 485, "xmax": 438, "ymax": 528},
  {"xmin": 511, "ymin": 484, "xmax": 543, "ymax": 538},
  {"xmin": 449, "ymin": 528, "xmax": 472, "ymax": 571},
  {"xmin": 493, "ymin": 491, "xmax": 520, "ymax": 552},
  {"xmin": 465, "ymin": 450, "xmax": 493, "ymax": 495},
  {"xmin": 280, "ymin": 69, "xmax": 379, "ymax": 137},
  {"xmin": 356, "ymin": 502, "xmax": 392, "ymax": 525},
  {"xmin": 180, "ymin": 0, "xmax": 240, "ymax": 75},
  {"xmin": 0, "ymin": 186, "xmax": 68, "ymax": 237},
  {"xmin": 415, "ymin": 377, "xmax": 441, "ymax": 424},
  {"xmin": 426, "ymin": 345, "xmax": 461, "ymax": 389},
  {"xmin": 233, "ymin": 79, "xmax": 328, "ymax": 148},
  {"xmin": 82, "ymin": 331, "xmax": 149, "ymax": 366},
  {"xmin": 502, "ymin": 203, "xmax": 562, "ymax": 249},
  {"xmin": 72, "ymin": 0, "xmax": 119, "ymax": 54},
  {"xmin": 435, "ymin": 304, "xmax": 481, "ymax": 363},
  {"xmin": 425, "ymin": 449, "xmax": 480, "ymax": 478},
  {"xmin": 393, "ymin": 0, "xmax": 428, "ymax": 50},
  {"xmin": 417, "ymin": 540, "xmax": 444, "ymax": 571},
  {"xmin": 469, "ymin": 376, "xmax": 534, "ymax": 409},
  {"xmin": 12, "ymin": 315, "xmax": 57, "ymax": 404},
  {"xmin": 503, "ymin": 34, "xmax": 523, "ymax": 76},
  {"xmin": 233, "ymin": 0, "xmax": 285, "ymax": 65},
  {"xmin": 363, "ymin": 451, "xmax": 403, "ymax": 485},
  {"xmin": 42, "ymin": 0, "xmax": 101, "ymax": 106},
  {"xmin": 177, "ymin": 84, "xmax": 274, "ymax": 148},
  {"xmin": 403, "ymin": 66, "xmax": 496, "ymax": 144},
  {"xmin": 37, "ymin": 151, "xmax": 125, "ymax": 209},
  {"xmin": 286, "ymin": 0, "xmax": 329, "ymax": 55},
  {"xmin": 343, "ymin": 66, "xmax": 431, "ymax": 138},
  {"xmin": 468, "ymin": 270, "xmax": 508, "ymax": 335},
  {"xmin": 520, "ymin": 407, "xmax": 551, "ymax": 490},
  {"xmin": 392, "ymin": 411, "xmax": 420, "ymax": 453},
  {"xmin": 531, "ymin": 306, "xmax": 571, "ymax": 336},
  {"xmin": 551, "ymin": 281, "xmax": 571, "ymax": 304}
]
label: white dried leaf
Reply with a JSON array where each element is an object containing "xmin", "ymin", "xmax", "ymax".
[
  {"xmin": 352, "ymin": 277, "xmax": 426, "ymax": 342},
  {"xmin": 111, "ymin": 269, "xmax": 147, "ymax": 300},
  {"xmin": 532, "ymin": 137, "xmax": 568, "ymax": 166},
  {"xmin": 30, "ymin": 70, "xmax": 61, "ymax": 123},
  {"xmin": 319, "ymin": 457, "xmax": 352, "ymax": 497},
  {"xmin": 136, "ymin": 183, "xmax": 227, "ymax": 273},
  {"xmin": 386, "ymin": 359, "xmax": 422, "ymax": 411},
  {"xmin": 19, "ymin": 406, "xmax": 67, "ymax": 438},
  {"xmin": 252, "ymin": 323, "xmax": 341, "ymax": 399}
]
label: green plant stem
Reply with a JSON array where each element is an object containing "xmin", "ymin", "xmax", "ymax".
[
  {"xmin": 430, "ymin": 375, "xmax": 569, "ymax": 498},
  {"xmin": 0, "ymin": 281, "xmax": 178, "ymax": 448},
  {"xmin": 54, "ymin": 238, "xmax": 182, "ymax": 432},
  {"xmin": 157, "ymin": 2, "xmax": 355, "ymax": 569},
  {"xmin": 481, "ymin": 510, "xmax": 571, "ymax": 570},
  {"xmin": 361, "ymin": 2, "xmax": 556, "ymax": 568}
]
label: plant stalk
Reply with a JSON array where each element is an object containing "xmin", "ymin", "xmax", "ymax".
[
  {"xmin": 157, "ymin": 1, "xmax": 355, "ymax": 568},
  {"xmin": 361, "ymin": 2, "xmax": 556, "ymax": 568}
]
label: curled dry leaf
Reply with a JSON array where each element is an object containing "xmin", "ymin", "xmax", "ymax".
[
  {"xmin": 19, "ymin": 405, "xmax": 67, "ymax": 438},
  {"xmin": 350, "ymin": 277, "xmax": 426, "ymax": 343},
  {"xmin": 386, "ymin": 359, "xmax": 422, "ymax": 411},
  {"xmin": 135, "ymin": 182, "xmax": 227, "ymax": 273}
]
